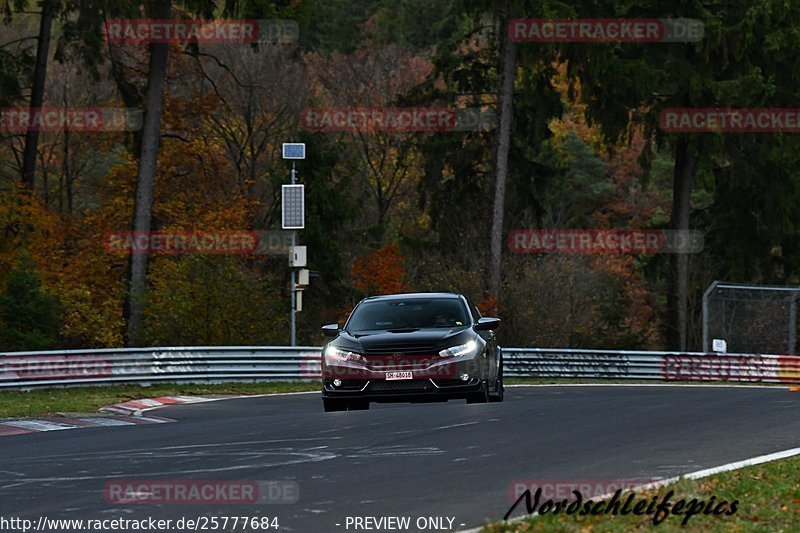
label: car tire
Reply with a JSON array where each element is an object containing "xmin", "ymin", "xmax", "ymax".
[
  {"xmin": 466, "ymin": 381, "xmax": 489, "ymax": 404},
  {"xmin": 489, "ymin": 363, "xmax": 504, "ymax": 403},
  {"xmin": 348, "ymin": 400, "xmax": 370, "ymax": 410},
  {"xmin": 489, "ymin": 377, "xmax": 504, "ymax": 402},
  {"xmin": 323, "ymin": 398, "xmax": 348, "ymax": 412}
]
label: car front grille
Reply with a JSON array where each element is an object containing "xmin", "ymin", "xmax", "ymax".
[{"xmin": 363, "ymin": 344, "xmax": 438, "ymax": 355}]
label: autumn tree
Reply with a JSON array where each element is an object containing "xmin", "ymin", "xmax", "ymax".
[
  {"xmin": 306, "ymin": 46, "xmax": 430, "ymax": 244},
  {"xmin": 351, "ymin": 244, "xmax": 406, "ymax": 296},
  {"xmin": 565, "ymin": 0, "xmax": 800, "ymax": 349}
]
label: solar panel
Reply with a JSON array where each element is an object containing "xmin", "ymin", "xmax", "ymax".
[
  {"xmin": 282, "ymin": 143, "xmax": 306, "ymax": 159},
  {"xmin": 282, "ymin": 185, "xmax": 304, "ymax": 229}
]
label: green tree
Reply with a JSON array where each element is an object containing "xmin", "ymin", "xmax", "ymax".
[
  {"xmin": 564, "ymin": 0, "xmax": 800, "ymax": 349},
  {"xmin": 0, "ymin": 263, "xmax": 58, "ymax": 351},
  {"xmin": 301, "ymin": 0, "xmax": 378, "ymax": 53},
  {"xmin": 0, "ymin": 0, "xmax": 35, "ymax": 108},
  {"xmin": 411, "ymin": 0, "xmax": 566, "ymax": 303}
]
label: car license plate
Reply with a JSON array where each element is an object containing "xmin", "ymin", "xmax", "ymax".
[{"xmin": 385, "ymin": 371, "xmax": 413, "ymax": 380}]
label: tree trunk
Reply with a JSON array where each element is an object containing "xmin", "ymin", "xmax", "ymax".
[
  {"xmin": 488, "ymin": 12, "xmax": 516, "ymax": 300},
  {"xmin": 21, "ymin": 0, "xmax": 55, "ymax": 190},
  {"xmin": 108, "ymin": 38, "xmax": 145, "ymax": 154},
  {"xmin": 61, "ymin": 79, "xmax": 70, "ymax": 213},
  {"xmin": 124, "ymin": 0, "xmax": 172, "ymax": 346},
  {"xmin": 666, "ymin": 136, "xmax": 695, "ymax": 351}
]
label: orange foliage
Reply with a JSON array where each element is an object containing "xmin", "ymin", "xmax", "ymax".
[
  {"xmin": 590, "ymin": 254, "xmax": 660, "ymax": 347},
  {"xmin": 4, "ymin": 189, "xmax": 127, "ymax": 347},
  {"xmin": 351, "ymin": 244, "xmax": 406, "ymax": 295},
  {"xmin": 550, "ymin": 60, "xmax": 668, "ymax": 230},
  {"xmin": 0, "ymin": 88, "xmax": 264, "ymax": 347},
  {"xmin": 477, "ymin": 294, "xmax": 499, "ymax": 317}
]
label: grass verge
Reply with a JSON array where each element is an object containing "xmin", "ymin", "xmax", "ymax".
[
  {"xmin": 482, "ymin": 454, "xmax": 800, "ymax": 532},
  {"xmin": 0, "ymin": 381, "xmax": 320, "ymax": 418}
]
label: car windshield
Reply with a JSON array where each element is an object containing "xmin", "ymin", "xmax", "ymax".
[{"xmin": 346, "ymin": 298, "xmax": 470, "ymax": 332}]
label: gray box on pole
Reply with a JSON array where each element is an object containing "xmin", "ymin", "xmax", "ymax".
[
  {"xmin": 289, "ymin": 246, "xmax": 307, "ymax": 267},
  {"xmin": 297, "ymin": 268, "xmax": 310, "ymax": 285}
]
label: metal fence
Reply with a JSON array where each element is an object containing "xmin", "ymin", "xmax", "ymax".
[
  {"xmin": 702, "ymin": 281, "xmax": 800, "ymax": 354},
  {"xmin": 1, "ymin": 346, "xmax": 799, "ymax": 389}
]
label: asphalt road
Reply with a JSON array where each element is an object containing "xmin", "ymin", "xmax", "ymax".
[{"xmin": 1, "ymin": 385, "xmax": 800, "ymax": 532}]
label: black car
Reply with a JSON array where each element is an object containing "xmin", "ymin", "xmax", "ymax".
[{"xmin": 320, "ymin": 292, "xmax": 503, "ymax": 411}]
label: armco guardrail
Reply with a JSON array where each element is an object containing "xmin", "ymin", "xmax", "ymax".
[
  {"xmin": 503, "ymin": 348, "xmax": 800, "ymax": 383},
  {"xmin": 0, "ymin": 346, "xmax": 322, "ymax": 389},
  {"xmin": 0, "ymin": 346, "xmax": 799, "ymax": 389}
]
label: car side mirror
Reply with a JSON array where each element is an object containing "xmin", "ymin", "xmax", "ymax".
[
  {"xmin": 321, "ymin": 323, "xmax": 340, "ymax": 337},
  {"xmin": 475, "ymin": 317, "xmax": 501, "ymax": 331}
]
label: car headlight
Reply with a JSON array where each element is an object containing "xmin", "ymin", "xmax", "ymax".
[
  {"xmin": 439, "ymin": 339, "xmax": 479, "ymax": 359},
  {"xmin": 324, "ymin": 345, "xmax": 367, "ymax": 364}
]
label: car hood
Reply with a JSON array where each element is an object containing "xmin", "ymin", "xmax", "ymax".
[{"xmin": 334, "ymin": 328, "xmax": 473, "ymax": 354}]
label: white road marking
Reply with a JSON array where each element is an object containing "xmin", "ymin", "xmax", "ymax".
[
  {"xmin": 433, "ymin": 421, "xmax": 479, "ymax": 430},
  {"xmin": 77, "ymin": 418, "xmax": 135, "ymax": 427},
  {"xmin": 131, "ymin": 416, "xmax": 172, "ymax": 424},
  {"xmin": 0, "ymin": 450, "xmax": 339, "ymax": 487},
  {"xmin": 3, "ymin": 421, "xmax": 75, "ymax": 431}
]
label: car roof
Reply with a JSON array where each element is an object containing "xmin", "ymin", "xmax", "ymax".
[{"xmin": 361, "ymin": 292, "xmax": 464, "ymax": 302}]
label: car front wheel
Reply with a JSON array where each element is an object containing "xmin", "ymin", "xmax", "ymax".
[
  {"xmin": 489, "ymin": 363, "xmax": 504, "ymax": 402},
  {"xmin": 466, "ymin": 381, "xmax": 489, "ymax": 404},
  {"xmin": 489, "ymin": 376, "xmax": 504, "ymax": 402}
]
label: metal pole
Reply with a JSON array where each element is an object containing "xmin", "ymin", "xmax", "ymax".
[
  {"xmin": 789, "ymin": 292, "xmax": 798, "ymax": 355},
  {"xmin": 290, "ymin": 161, "xmax": 297, "ymax": 346},
  {"xmin": 702, "ymin": 280, "xmax": 718, "ymax": 353}
]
